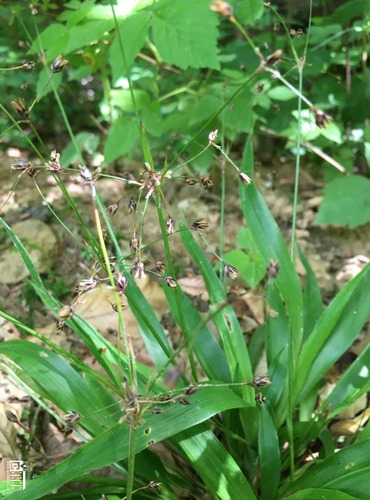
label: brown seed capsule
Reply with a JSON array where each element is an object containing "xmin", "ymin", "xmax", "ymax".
[
  {"xmin": 5, "ymin": 409, "xmax": 20, "ymax": 423},
  {"xmin": 185, "ymin": 385, "xmax": 198, "ymax": 396},
  {"xmin": 155, "ymin": 261, "xmax": 166, "ymax": 273},
  {"xmin": 256, "ymin": 83, "xmax": 265, "ymax": 93},
  {"xmin": 64, "ymin": 410, "xmax": 81, "ymax": 424},
  {"xmin": 314, "ymin": 109, "xmax": 330, "ymax": 129},
  {"xmin": 185, "ymin": 178, "xmax": 197, "ymax": 185},
  {"xmin": 133, "ymin": 259, "xmax": 145, "ymax": 279},
  {"xmin": 151, "ymin": 408, "xmax": 163, "ymax": 415},
  {"xmin": 79, "ymin": 165, "xmax": 93, "ymax": 182},
  {"xmin": 11, "ymin": 97, "xmax": 29, "ymax": 117},
  {"xmin": 177, "ymin": 397, "xmax": 191, "ymax": 405},
  {"xmin": 265, "ymin": 49, "xmax": 283, "ymax": 66},
  {"xmin": 115, "ymin": 273, "xmax": 128, "ymax": 291},
  {"xmin": 164, "ymin": 276, "xmax": 177, "ymax": 288},
  {"xmin": 190, "ymin": 218, "xmax": 209, "ymax": 230},
  {"xmin": 75, "ymin": 278, "xmax": 98, "ymax": 294},
  {"xmin": 210, "ymin": 1, "xmax": 234, "ymax": 17},
  {"xmin": 166, "ymin": 218, "xmax": 175, "ymax": 234},
  {"xmin": 239, "ymin": 172, "xmax": 252, "ymax": 185},
  {"xmin": 130, "ymin": 237, "xmax": 139, "ymax": 253},
  {"xmin": 22, "ymin": 61, "xmax": 35, "ymax": 70},
  {"xmin": 128, "ymin": 197, "xmax": 136, "ymax": 214},
  {"xmin": 106, "ymin": 203, "xmax": 119, "ymax": 216},
  {"xmin": 56, "ymin": 320, "xmax": 65, "ymax": 331},
  {"xmin": 58, "ymin": 305, "xmax": 73, "ymax": 319},
  {"xmin": 296, "ymin": 28, "xmax": 304, "ymax": 37},
  {"xmin": 224, "ymin": 264, "xmax": 239, "ymax": 280},
  {"xmin": 11, "ymin": 159, "xmax": 32, "ymax": 172},
  {"xmin": 51, "ymin": 55, "xmax": 68, "ymax": 73},
  {"xmin": 201, "ymin": 176, "xmax": 213, "ymax": 189},
  {"xmin": 148, "ymin": 481, "xmax": 161, "ymax": 489},
  {"xmin": 253, "ymin": 375, "xmax": 272, "ymax": 387},
  {"xmin": 255, "ymin": 392, "xmax": 266, "ymax": 404}
]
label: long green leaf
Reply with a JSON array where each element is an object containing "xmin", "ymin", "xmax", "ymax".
[
  {"xmin": 281, "ymin": 438, "xmax": 370, "ymax": 497},
  {"xmin": 258, "ymin": 403, "xmax": 280, "ymax": 500},
  {"xmin": 175, "ymin": 425, "xmax": 256, "ymax": 499},
  {"xmin": 5, "ymin": 386, "xmax": 249, "ymax": 499},
  {"xmin": 284, "ymin": 488, "xmax": 360, "ymax": 499},
  {"xmin": 294, "ymin": 263, "xmax": 370, "ymax": 402}
]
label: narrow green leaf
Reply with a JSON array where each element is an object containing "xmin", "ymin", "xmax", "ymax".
[
  {"xmin": 258, "ymin": 403, "xmax": 280, "ymax": 500},
  {"xmin": 284, "ymin": 488, "xmax": 360, "ymax": 499},
  {"xmin": 5, "ymin": 386, "xmax": 249, "ymax": 499},
  {"xmin": 294, "ymin": 263, "xmax": 370, "ymax": 402},
  {"xmin": 239, "ymin": 140, "xmax": 303, "ymax": 358},
  {"xmin": 282, "ymin": 438, "xmax": 370, "ymax": 497},
  {"xmin": 163, "ymin": 285, "xmax": 231, "ymax": 382}
]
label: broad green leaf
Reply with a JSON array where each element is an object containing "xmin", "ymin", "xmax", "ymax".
[
  {"xmin": 36, "ymin": 67, "xmax": 63, "ymax": 99},
  {"xmin": 109, "ymin": 11, "xmax": 151, "ymax": 83},
  {"xmin": 5, "ymin": 386, "xmax": 249, "ymax": 499},
  {"xmin": 222, "ymin": 249, "xmax": 266, "ymax": 289},
  {"xmin": 111, "ymin": 89, "xmax": 150, "ymax": 112},
  {"xmin": 294, "ymin": 263, "xmax": 370, "ymax": 402},
  {"xmin": 282, "ymin": 439, "xmax": 370, "ymax": 497},
  {"xmin": 28, "ymin": 23, "xmax": 69, "ymax": 57},
  {"xmin": 152, "ymin": 0, "xmax": 220, "ymax": 70},
  {"xmin": 104, "ymin": 116, "xmax": 139, "ymax": 164},
  {"xmin": 176, "ymin": 425, "xmax": 256, "ymax": 499},
  {"xmin": 234, "ymin": 0, "xmax": 264, "ymax": 25},
  {"xmin": 64, "ymin": 19, "xmax": 114, "ymax": 54},
  {"xmin": 314, "ymin": 176, "xmax": 370, "ymax": 228},
  {"xmin": 62, "ymin": 131, "xmax": 99, "ymax": 167}
]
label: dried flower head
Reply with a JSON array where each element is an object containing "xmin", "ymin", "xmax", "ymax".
[
  {"xmin": 22, "ymin": 61, "xmax": 35, "ymax": 70},
  {"xmin": 256, "ymin": 83, "xmax": 265, "ymax": 93},
  {"xmin": 201, "ymin": 176, "xmax": 213, "ymax": 189},
  {"xmin": 224, "ymin": 264, "xmax": 239, "ymax": 280},
  {"xmin": 210, "ymin": 1, "xmax": 234, "ymax": 17},
  {"xmin": 130, "ymin": 237, "xmax": 139, "ymax": 253},
  {"xmin": 56, "ymin": 320, "xmax": 65, "ymax": 331},
  {"xmin": 190, "ymin": 218, "xmax": 209, "ymax": 230},
  {"xmin": 185, "ymin": 385, "xmax": 198, "ymax": 396},
  {"xmin": 128, "ymin": 197, "xmax": 136, "ymax": 214},
  {"xmin": 255, "ymin": 392, "xmax": 266, "ymax": 404},
  {"xmin": 265, "ymin": 49, "xmax": 283, "ymax": 66},
  {"xmin": 148, "ymin": 481, "xmax": 161, "ymax": 489},
  {"xmin": 51, "ymin": 55, "xmax": 68, "ymax": 73},
  {"xmin": 75, "ymin": 278, "xmax": 98, "ymax": 294},
  {"xmin": 314, "ymin": 109, "xmax": 330, "ymax": 129},
  {"xmin": 151, "ymin": 408, "xmax": 163, "ymax": 415},
  {"xmin": 164, "ymin": 276, "xmax": 177, "ymax": 288},
  {"xmin": 185, "ymin": 178, "xmax": 197, "ymax": 185},
  {"xmin": 155, "ymin": 261, "xmax": 166, "ymax": 273},
  {"xmin": 133, "ymin": 259, "xmax": 145, "ymax": 279},
  {"xmin": 11, "ymin": 159, "xmax": 32, "ymax": 171},
  {"xmin": 11, "ymin": 97, "xmax": 29, "ymax": 117},
  {"xmin": 239, "ymin": 172, "xmax": 252, "ymax": 185},
  {"xmin": 208, "ymin": 129, "xmax": 219, "ymax": 147},
  {"xmin": 5, "ymin": 409, "xmax": 20, "ymax": 424},
  {"xmin": 274, "ymin": 22, "xmax": 281, "ymax": 31},
  {"xmin": 106, "ymin": 203, "xmax": 119, "ymax": 216},
  {"xmin": 46, "ymin": 150, "xmax": 62, "ymax": 173},
  {"xmin": 115, "ymin": 273, "xmax": 128, "ymax": 292},
  {"xmin": 64, "ymin": 410, "xmax": 81, "ymax": 425},
  {"xmin": 78, "ymin": 165, "xmax": 94, "ymax": 182},
  {"xmin": 177, "ymin": 397, "xmax": 191, "ymax": 405},
  {"xmin": 58, "ymin": 305, "xmax": 73, "ymax": 319},
  {"xmin": 166, "ymin": 218, "xmax": 175, "ymax": 234}
]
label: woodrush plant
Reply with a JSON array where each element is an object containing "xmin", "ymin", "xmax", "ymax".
[{"xmin": 0, "ymin": 1, "xmax": 370, "ymax": 499}]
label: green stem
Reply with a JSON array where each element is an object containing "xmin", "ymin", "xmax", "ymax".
[
  {"xmin": 126, "ymin": 423, "xmax": 137, "ymax": 500},
  {"xmin": 155, "ymin": 190, "xmax": 198, "ymax": 382}
]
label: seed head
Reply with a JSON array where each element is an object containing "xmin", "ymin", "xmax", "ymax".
[
  {"xmin": 106, "ymin": 203, "xmax": 119, "ymax": 216},
  {"xmin": 115, "ymin": 273, "xmax": 128, "ymax": 292},
  {"xmin": 166, "ymin": 218, "xmax": 175, "ymax": 234},
  {"xmin": 58, "ymin": 305, "xmax": 73, "ymax": 319},
  {"xmin": 56, "ymin": 320, "xmax": 65, "ymax": 331},
  {"xmin": 155, "ymin": 261, "xmax": 166, "ymax": 273},
  {"xmin": 185, "ymin": 178, "xmax": 197, "ymax": 185},
  {"xmin": 314, "ymin": 109, "xmax": 330, "ymax": 129},
  {"xmin": 51, "ymin": 55, "xmax": 68, "ymax": 73},
  {"xmin": 224, "ymin": 264, "xmax": 239, "ymax": 280},
  {"xmin": 185, "ymin": 385, "xmax": 198, "ymax": 396},
  {"xmin": 79, "ymin": 165, "xmax": 93, "ymax": 182},
  {"xmin": 22, "ymin": 61, "xmax": 35, "ymax": 70},
  {"xmin": 208, "ymin": 129, "xmax": 219, "ymax": 147},
  {"xmin": 177, "ymin": 397, "xmax": 191, "ymax": 405},
  {"xmin": 130, "ymin": 237, "xmax": 139, "ymax": 253},
  {"xmin": 46, "ymin": 149, "xmax": 62, "ymax": 173},
  {"xmin": 201, "ymin": 176, "xmax": 213, "ymax": 189},
  {"xmin": 239, "ymin": 172, "xmax": 252, "ymax": 185},
  {"xmin": 75, "ymin": 278, "xmax": 98, "ymax": 294},
  {"xmin": 128, "ymin": 197, "xmax": 136, "ymax": 214},
  {"xmin": 190, "ymin": 218, "xmax": 209, "ymax": 230},
  {"xmin": 148, "ymin": 481, "xmax": 161, "ymax": 489},
  {"xmin": 11, "ymin": 159, "xmax": 32, "ymax": 171},
  {"xmin": 11, "ymin": 97, "xmax": 29, "ymax": 117},
  {"xmin": 210, "ymin": 1, "xmax": 234, "ymax": 17},
  {"xmin": 133, "ymin": 259, "xmax": 145, "ymax": 279},
  {"xmin": 265, "ymin": 49, "xmax": 283, "ymax": 66},
  {"xmin": 164, "ymin": 275, "xmax": 177, "ymax": 288}
]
